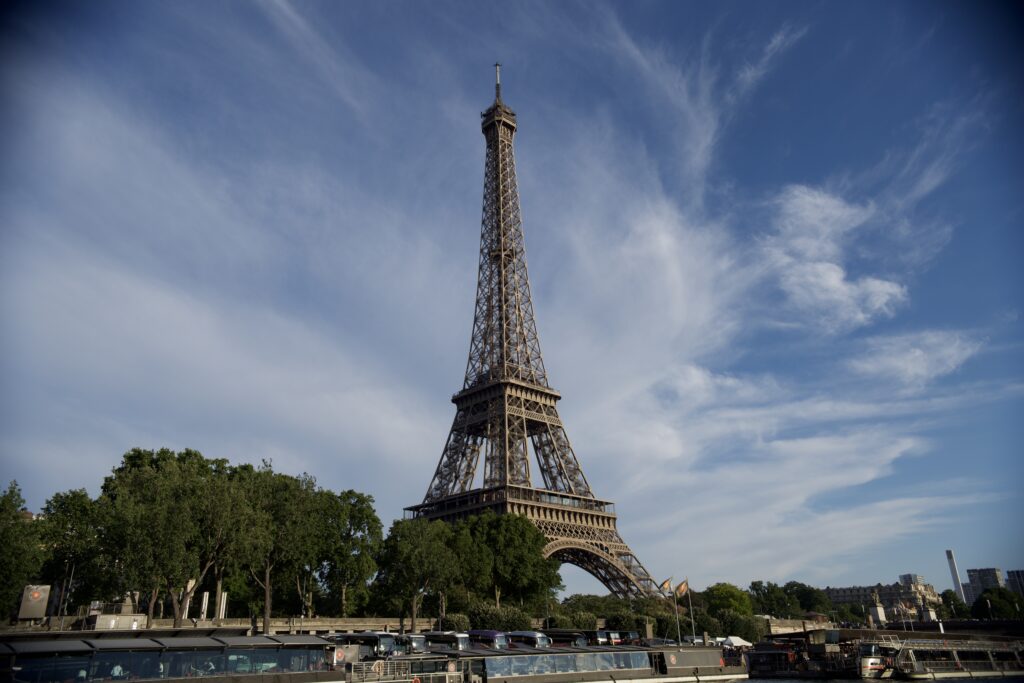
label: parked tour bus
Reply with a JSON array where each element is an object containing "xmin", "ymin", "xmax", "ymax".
[
  {"xmin": 393, "ymin": 634, "xmax": 427, "ymax": 655},
  {"xmin": 328, "ymin": 632, "xmax": 398, "ymax": 661},
  {"xmin": 506, "ymin": 632, "xmax": 551, "ymax": 649},
  {"xmin": 421, "ymin": 632, "xmax": 470, "ymax": 652},
  {"xmin": 540, "ymin": 630, "xmax": 588, "ymax": 648},
  {"xmin": 466, "ymin": 631, "xmax": 510, "ymax": 650}
]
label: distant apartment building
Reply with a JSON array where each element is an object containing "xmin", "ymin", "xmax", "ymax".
[
  {"xmin": 824, "ymin": 575, "xmax": 942, "ymax": 612},
  {"xmin": 1007, "ymin": 570, "xmax": 1024, "ymax": 599},
  {"xmin": 968, "ymin": 568, "xmax": 1005, "ymax": 593},
  {"xmin": 962, "ymin": 582, "xmax": 976, "ymax": 607}
]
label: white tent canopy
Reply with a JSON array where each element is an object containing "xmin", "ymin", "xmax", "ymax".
[{"xmin": 724, "ymin": 636, "xmax": 753, "ymax": 647}]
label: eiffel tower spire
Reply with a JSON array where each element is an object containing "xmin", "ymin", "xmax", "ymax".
[{"xmin": 407, "ymin": 70, "xmax": 659, "ymax": 598}]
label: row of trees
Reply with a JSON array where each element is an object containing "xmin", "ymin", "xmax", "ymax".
[
  {"xmin": 2, "ymin": 448, "xmax": 1019, "ymax": 635},
  {"xmin": 1, "ymin": 449, "xmax": 381, "ymax": 632},
  {"xmin": 0, "ymin": 449, "xmax": 563, "ymax": 632}
]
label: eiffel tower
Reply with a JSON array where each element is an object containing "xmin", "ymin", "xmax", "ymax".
[{"xmin": 406, "ymin": 66, "xmax": 659, "ymax": 598}]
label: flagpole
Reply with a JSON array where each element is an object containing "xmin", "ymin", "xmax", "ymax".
[
  {"xmin": 686, "ymin": 578, "xmax": 696, "ymax": 644},
  {"xmin": 673, "ymin": 585, "xmax": 683, "ymax": 644}
]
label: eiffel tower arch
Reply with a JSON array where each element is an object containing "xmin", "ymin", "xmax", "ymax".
[{"xmin": 406, "ymin": 66, "xmax": 660, "ymax": 598}]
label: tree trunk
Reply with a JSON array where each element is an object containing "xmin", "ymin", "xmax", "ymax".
[
  {"xmin": 410, "ymin": 594, "xmax": 418, "ymax": 634},
  {"xmin": 170, "ymin": 590, "xmax": 183, "ymax": 629},
  {"xmin": 262, "ymin": 565, "xmax": 272, "ymax": 635},
  {"xmin": 146, "ymin": 585, "xmax": 158, "ymax": 628},
  {"xmin": 213, "ymin": 566, "xmax": 223, "ymax": 624},
  {"xmin": 341, "ymin": 584, "xmax": 347, "ymax": 618},
  {"xmin": 495, "ymin": 586, "xmax": 501, "ymax": 609}
]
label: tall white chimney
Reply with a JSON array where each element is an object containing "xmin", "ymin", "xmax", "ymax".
[{"xmin": 946, "ymin": 549, "xmax": 967, "ymax": 604}]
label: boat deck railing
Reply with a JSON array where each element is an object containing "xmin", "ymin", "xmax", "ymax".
[{"xmin": 349, "ymin": 660, "xmax": 462, "ymax": 683}]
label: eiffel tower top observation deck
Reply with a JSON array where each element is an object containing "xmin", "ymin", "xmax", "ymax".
[{"xmin": 406, "ymin": 66, "xmax": 660, "ymax": 598}]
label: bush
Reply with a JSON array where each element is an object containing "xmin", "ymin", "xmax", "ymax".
[
  {"xmin": 436, "ymin": 612, "xmax": 470, "ymax": 631},
  {"xmin": 571, "ymin": 610, "xmax": 597, "ymax": 630},
  {"xmin": 469, "ymin": 603, "xmax": 533, "ymax": 631},
  {"xmin": 547, "ymin": 613, "xmax": 576, "ymax": 629},
  {"xmin": 607, "ymin": 612, "xmax": 646, "ymax": 632}
]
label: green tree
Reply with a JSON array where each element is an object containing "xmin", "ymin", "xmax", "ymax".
[
  {"xmin": 970, "ymin": 587, "xmax": 1022, "ymax": 619},
  {"xmin": 100, "ymin": 450, "xmax": 182, "ymax": 625},
  {"xmin": 101, "ymin": 448, "xmax": 238, "ymax": 628},
  {"xmin": 940, "ymin": 589, "xmax": 968, "ymax": 619},
  {"xmin": 716, "ymin": 608, "xmax": 766, "ymax": 642},
  {"xmin": 373, "ymin": 518, "xmax": 456, "ymax": 631},
  {"xmin": 834, "ymin": 603, "xmax": 863, "ymax": 624},
  {"xmin": 749, "ymin": 580, "xmax": 801, "ymax": 618},
  {"xmin": 188, "ymin": 455, "xmax": 251, "ymax": 625},
  {"xmin": 0, "ymin": 482, "xmax": 43, "ymax": 619},
  {"xmin": 236, "ymin": 464, "xmax": 320, "ymax": 634},
  {"xmin": 320, "ymin": 490, "xmax": 382, "ymax": 617},
  {"xmin": 38, "ymin": 489, "xmax": 104, "ymax": 619},
  {"xmin": 783, "ymin": 581, "xmax": 832, "ymax": 614},
  {"xmin": 703, "ymin": 582, "xmax": 754, "ymax": 617},
  {"xmin": 469, "ymin": 513, "xmax": 561, "ymax": 608},
  {"xmin": 451, "ymin": 518, "xmax": 494, "ymax": 603}
]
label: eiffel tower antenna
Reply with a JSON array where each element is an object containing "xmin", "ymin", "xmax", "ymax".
[{"xmin": 406, "ymin": 69, "xmax": 660, "ymax": 598}]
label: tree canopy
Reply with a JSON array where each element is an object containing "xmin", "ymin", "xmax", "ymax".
[
  {"xmin": 0, "ymin": 482, "xmax": 43, "ymax": 619},
  {"xmin": 970, "ymin": 587, "xmax": 1022, "ymax": 619},
  {"xmin": 6, "ymin": 449, "xmax": 384, "ymax": 630}
]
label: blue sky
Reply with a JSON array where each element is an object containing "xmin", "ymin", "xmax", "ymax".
[{"xmin": 1, "ymin": 1, "xmax": 1021, "ymax": 597}]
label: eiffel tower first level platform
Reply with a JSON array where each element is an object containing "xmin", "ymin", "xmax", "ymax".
[{"xmin": 405, "ymin": 65, "xmax": 661, "ymax": 599}]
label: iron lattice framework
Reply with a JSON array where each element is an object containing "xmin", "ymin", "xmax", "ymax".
[{"xmin": 407, "ymin": 67, "xmax": 659, "ymax": 598}]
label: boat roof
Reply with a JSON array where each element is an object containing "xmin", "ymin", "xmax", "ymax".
[
  {"xmin": 82, "ymin": 639, "xmax": 164, "ymax": 651},
  {"xmin": 6, "ymin": 640, "xmax": 94, "ymax": 654}
]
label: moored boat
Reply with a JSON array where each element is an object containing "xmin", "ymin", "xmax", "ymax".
[
  {"xmin": 0, "ymin": 631, "xmax": 747, "ymax": 683},
  {"xmin": 858, "ymin": 636, "xmax": 1024, "ymax": 680}
]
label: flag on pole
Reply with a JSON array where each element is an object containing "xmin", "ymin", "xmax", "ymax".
[
  {"xmin": 675, "ymin": 578, "xmax": 689, "ymax": 597},
  {"xmin": 659, "ymin": 578, "xmax": 672, "ymax": 594}
]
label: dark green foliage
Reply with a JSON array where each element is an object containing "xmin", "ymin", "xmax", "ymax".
[
  {"xmin": 0, "ymin": 482, "xmax": 43, "ymax": 620},
  {"xmin": 749, "ymin": 580, "xmax": 801, "ymax": 618},
  {"xmin": 547, "ymin": 612, "xmax": 575, "ymax": 629},
  {"xmin": 703, "ymin": 582, "xmax": 754, "ymax": 617},
  {"xmin": 655, "ymin": 613, "xmax": 681, "ymax": 641},
  {"xmin": 940, "ymin": 589, "xmax": 968, "ymax": 619},
  {"xmin": 782, "ymin": 581, "xmax": 832, "ymax": 614},
  {"xmin": 437, "ymin": 612, "xmax": 470, "ymax": 631},
  {"xmin": 561, "ymin": 593, "xmax": 629, "ymax": 615},
  {"xmin": 99, "ymin": 448, "xmax": 257, "ymax": 627},
  {"xmin": 465, "ymin": 513, "xmax": 562, "ymax": 608},
  {"xmin": 14, "ymin": 449, "xmax": 383, "ymax": 628},
  {"xmin": 715, "ymin": 608, "xmax": 766, "ymax": 642},
  {"xmin": 571, "ymin": 610, "xmax": 597, "ymax": 629},
  {"xmin": 38, "ymin": 489, "xmax": 109, "ymax": 616},
  {"xmin": 372, "ymin": 518, "xmax": 456, "ymax": 632},
  {"xmin": 320, "ymin": 490, "xmax": 382, "ymax": 617},
  {"xmin": 970, "ymin": 587, "xmax": 1022, "ymax": 619},
  {"xmin": 467, "ymin": 603, "xmax": 533, "ymax": 631},
  {"xmin": 606, "ymin": 611, "xmax": 644, "ymax": 631},
  {"xmin": 693, "ymin": 611, "xmax": 722, "ymax": 640},
  {"xmin": 834, "ymin": 603, "xmax": 864, "ymax": 623}
]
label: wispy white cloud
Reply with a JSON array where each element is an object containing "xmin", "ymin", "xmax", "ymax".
[
  {"xmin": 601, "ymin": 15, "xmax": 804, "ymax": 208},
  {"xmin": 770, "ymin": 185, "xmax": 875, "ymax": 261},
  {"xmin": 256, "ymin": 0, "xmax": 379, "ymax": 119},
  {"xmin": 848, "ymin": 330, "xmax": 984, "ymax": 389},
  {"xmin": 761, "ymin": 185, "xmax": 906, "ymax": 333},
  {"xmin": 734, "ymin": 24, "xmax": 809, "ymax": 97}
]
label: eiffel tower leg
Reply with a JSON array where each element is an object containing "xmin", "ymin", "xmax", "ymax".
[{"xmin": 425, "ymin": 419, "xmax": 481, "ymax": 501}]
